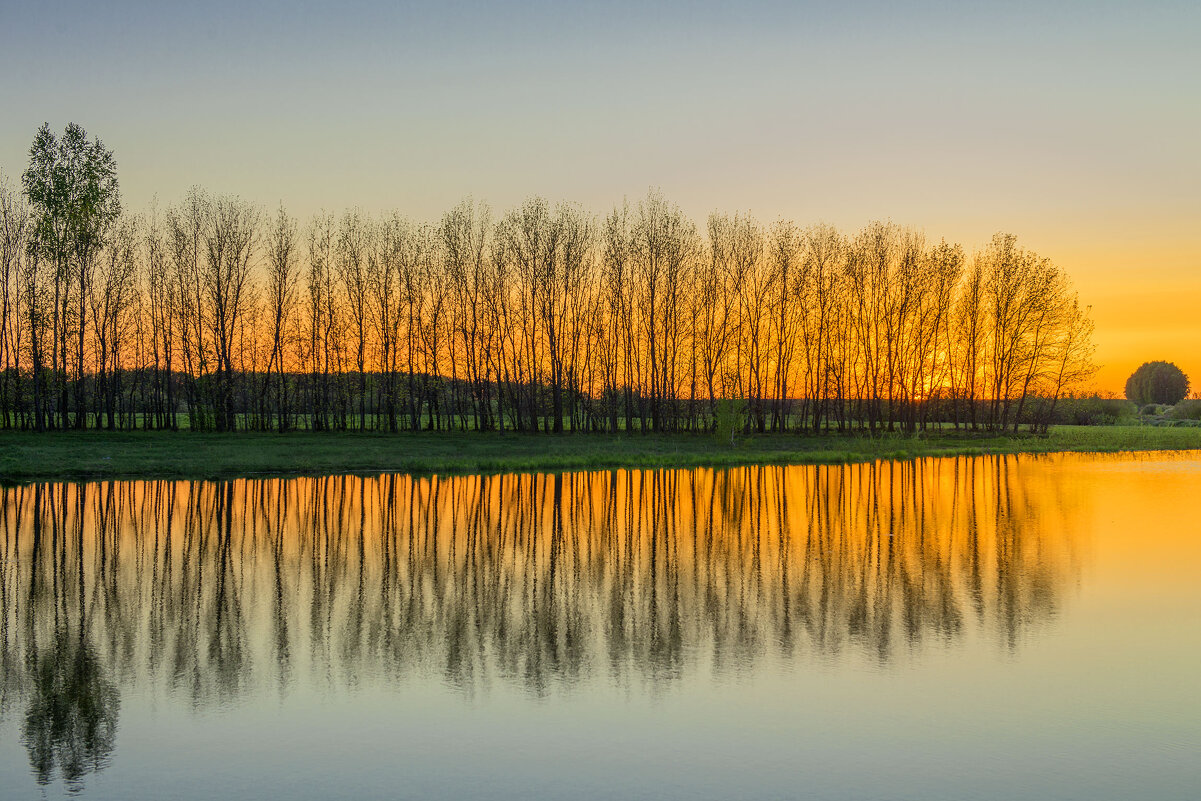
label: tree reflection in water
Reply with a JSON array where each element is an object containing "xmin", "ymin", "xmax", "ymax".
[
  {"xmin": 0, "ymin": 455, "xmax": 1083, "ymax": 789},
  {"xmin": 22, "ymin": 631, "xmax": 119, "ymax": 792}
]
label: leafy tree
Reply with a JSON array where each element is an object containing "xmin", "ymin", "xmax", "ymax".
[
  {"xmin": 22, "ymin": 122, "xmax": 120, "ymax": 427},
  {"xmin": 1125, "ymin": 360, "xmax": 1189, "ymax": 406}
]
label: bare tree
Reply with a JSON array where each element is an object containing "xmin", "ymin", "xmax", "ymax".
[
  {"xmin": 90, "ymin": 214, "xmax": 139, "ymax": 428},
  {"xmin": 442, "ymin": 199, "xmax": 493, "ymax": 430},
  {"xmin": 1, "ymin": 160, "xmax": 1105, "ymax": 436},
  {"xmin": 305, "ymin": 212, "xmax": 339, "ymax": 431},
  {"xmin": 265, "ymin": 204, "xmax": 298, "ymax": 431},
  {"xmin": 201, "ymin": 196, "xmax": 259, "ymax": 432},
  {"xmin": 336, "ymin": 210, "xmax": 371, "ymax": 430},
  {"xmin": 0, "ymin": 179, "xmax": 30, "ymax": 427}
]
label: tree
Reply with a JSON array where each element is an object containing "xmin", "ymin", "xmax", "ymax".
[
  {"xmin": 305, "ymin": 212, "xmax": 339, "ymax": 431},
  {"xmin": 90, "ymin": 214, "xmax": 139, "ymax": 428},
  {"xmin": 442, "ymin": 199, "xmax": 492, "ymax": 430},
  {"xmin": 3, "ymin": 128, "xmax": 1110, "ymax": 438},
  {"xmin": 601, "ymin": 201, "xmax": 636, "ymax": 431},
  {"xmin": 632, "ymin": 191, "xmax": 696, "ymax": 431},
  {"xmin": 1125, "ymin": 361, "xmax": 1189, "ymax": 406},
  {"xmin": 144, "ymin": 206, "xmax": 178, "ymax": 429},
  {"xmin": 0, "ymin": 177, "xmax": 30, "ymax": 427},
  {"xmin": 265, "ymin": 204, "xmax": 298, "ymax": 431},
  {"xmin": 22, "ymin": 123, "xmax": 120, "ymax": 428},
  {"xmin": 201, "ymin": 195, "xmax": 260, "ymax": 432},
  {"xmin": 369, "ymin": 212, "xmax": 406, "ymax": 431},
  {"xmin": 336, "ymin": 210, "xmax": 371, "ymax": 430},
  {"xmin": 1032, "ymin": 296, "xmax": 1096, "ymax": 432}
]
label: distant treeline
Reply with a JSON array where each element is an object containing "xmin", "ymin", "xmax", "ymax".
[{"xmin": 0, "ymin": 123, "xmax": 1095, "ymax": 435}]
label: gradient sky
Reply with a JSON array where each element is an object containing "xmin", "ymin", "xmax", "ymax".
[{"xmin": 2, "ymin": 0, "xmax": 1198, "ymax": 393}]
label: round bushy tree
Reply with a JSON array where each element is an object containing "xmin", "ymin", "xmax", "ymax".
[{"xmin": 1125, "ymin": 361, "xmax": 1190, "ymax": 406}]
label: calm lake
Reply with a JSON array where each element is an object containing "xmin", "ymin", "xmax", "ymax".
[{"xmin": 1, "ymin": 452, "xmax": 1198, "ymax": 800}]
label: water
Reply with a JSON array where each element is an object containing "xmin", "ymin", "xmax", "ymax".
[{"xmin": 0, "ymin": 452, "xmax": 1198, "ymax": 800}]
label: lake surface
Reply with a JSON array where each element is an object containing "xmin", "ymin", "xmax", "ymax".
[{"xmin": 1, "ymin": 452, "xmax": 1198, "ymax": 800}]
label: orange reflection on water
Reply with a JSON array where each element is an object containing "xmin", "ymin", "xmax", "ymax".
[
  {"xmin": 6, "ymin": 451, "xmax": 1201, "ymax": 796},
  {"xmin": 0, "ymin": 456, "xmax": 1085, "ymax": 707}
]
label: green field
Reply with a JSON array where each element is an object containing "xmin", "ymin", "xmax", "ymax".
[{"xmin": 1, "ymin": 425, "xmax": 1200, "ymax": 482}]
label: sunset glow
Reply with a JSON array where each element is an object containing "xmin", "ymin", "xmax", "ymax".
[
  {"xmin": 2, "ymin": 5, "xmax": 1199, "ymax": 798},
  {"xmin": 2, "ymin": 1, "xmax": 1197, "ymax": 396}
]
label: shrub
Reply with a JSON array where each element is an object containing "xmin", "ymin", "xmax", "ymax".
[
  {"xmin": 713, "ymin": 398, "xmax": 748, "ymax": 445},
  {"xmin": 1168, "ymin": 399, "xmax": 1201, "ymax": 421},
  {"xmin": 1052, "ymin": 396, "xmax": 1138, "ymax": 425}
]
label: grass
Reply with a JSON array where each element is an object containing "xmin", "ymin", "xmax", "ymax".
[{"xmin": 2, "ymin": 424, "xmax": 1201, "ymax": 483}]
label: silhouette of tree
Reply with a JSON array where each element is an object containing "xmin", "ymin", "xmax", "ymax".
[{"xmin": 0, "ymin": 125, "xmax": 1104, "ymax": 434}]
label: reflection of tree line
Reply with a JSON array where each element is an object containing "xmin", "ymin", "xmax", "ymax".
[{"xmin": 0, "ymin": 457, "xmax": 1080, "ymax": 784}]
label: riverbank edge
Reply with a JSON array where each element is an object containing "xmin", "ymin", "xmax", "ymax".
[{"xmin": 2, "ymin": 426, "xmax": 1200, "ymax": 483}]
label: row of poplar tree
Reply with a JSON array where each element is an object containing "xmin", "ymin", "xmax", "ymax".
[{"xmin": 0, "ymin": 123, "xmax": 1096, "ymax": 434}]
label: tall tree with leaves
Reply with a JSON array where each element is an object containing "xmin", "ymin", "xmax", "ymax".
[{"xmin": 22, "ymin": 123, "xmax": 120, "ymax": 428}]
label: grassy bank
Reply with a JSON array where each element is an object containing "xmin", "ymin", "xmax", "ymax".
[{"xmin": 2, "ymin": 425, "xmax": 1201, "ymax": 483}]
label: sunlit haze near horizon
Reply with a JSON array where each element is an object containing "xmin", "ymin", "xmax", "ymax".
[{"xmin": 3, "ymin": 0, "xmax": 1198, "ymax": 393}]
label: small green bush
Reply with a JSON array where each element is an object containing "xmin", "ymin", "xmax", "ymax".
[
  {"xmin": 713, "ymin": 398, "xmax": 748, "ymax": 445},
  {"xmin": 1167, "ymin": 399, "xmax": 1201, "ymax": 421}
]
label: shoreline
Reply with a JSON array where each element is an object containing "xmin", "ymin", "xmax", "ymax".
[{"xmin": 3, "ymin": 426, "xmax": 1201, "ymax": 483}]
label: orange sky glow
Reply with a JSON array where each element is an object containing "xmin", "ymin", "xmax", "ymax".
[{"xmin": 2, "ymin": 2, "xmax": 1197, "ymax": 396}]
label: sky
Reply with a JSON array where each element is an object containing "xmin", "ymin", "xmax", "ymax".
[{"xmin": 2, "ymin": 0, "xmax": 1198, "ymax": 393}]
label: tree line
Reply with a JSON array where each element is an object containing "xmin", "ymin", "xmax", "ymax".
[{"xmin": 0, "ymin": 123, "xmax": 1096, "ymax": 435}]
